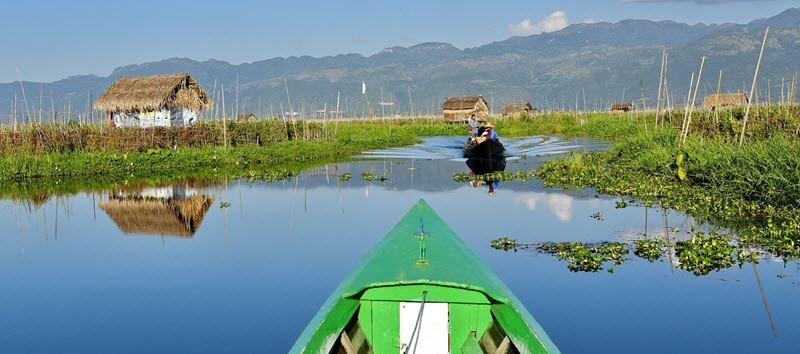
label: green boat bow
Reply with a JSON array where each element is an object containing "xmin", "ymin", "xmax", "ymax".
[{"xmin": 291, "ymin": 199, "xmax": 560, "ymax": 354}]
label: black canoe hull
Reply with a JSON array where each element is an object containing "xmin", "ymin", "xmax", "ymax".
[{"xmin": 463, "ymin": 138, "xmax": 506, "ymax": 159}]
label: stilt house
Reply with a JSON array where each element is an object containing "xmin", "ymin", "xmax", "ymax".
[
  {"xmin": 94, "ymin": 73, "xmax": 212, "ymax": 128},
  {"xmin": 501, "ymin": 102, "xmax": 537, "ymax": 117},
  {"xmin": 442, "ymin": 96, "xmax": 490, "ymax": 122}
]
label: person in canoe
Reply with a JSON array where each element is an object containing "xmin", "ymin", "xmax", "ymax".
[
  {"xmin": 481, "ymin": 122, "xmax": 499, "ymax": 141},
  {"xmin": 468, "ymin": 113, "xmax": 480, "ymax": 137}
]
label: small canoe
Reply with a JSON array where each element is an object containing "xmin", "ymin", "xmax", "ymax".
[
  {"xmin": 290, "ymin": 200, "xmax": 560, "ymax": 354},
  {"xmin": 463, "ymin": 137, "xmax": 506, "ymax": 159}
]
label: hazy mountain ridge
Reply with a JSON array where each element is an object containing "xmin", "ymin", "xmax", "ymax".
[{"xmin": 1, "ymin": 8, "xmax": 798, "ymax": 121}]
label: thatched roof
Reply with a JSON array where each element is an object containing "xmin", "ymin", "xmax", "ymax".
[
  {"xmin": 442, "ymin": 96, "xmax": 487, "ymax": 111},
  {"xmin": 99, "ymin": 194, "xmax": 215, "ymax": 237},
  {"xmin": 94, "ymin": 73, "xmax": 212, "ymax": 112},
  {"xmin": 611, "ymin": 102, "xmax": 634, "ymax": 111},
  {"xmin": 236, "ymin": 113, "xmax": 257, "ymax": 121},
  {"xmin": 501, "ymin": 102, "xmax": 535, "ymax": 115},
  {"xmin": 702, "ymin": 93, "xmax": 748, "ymax": 108}
]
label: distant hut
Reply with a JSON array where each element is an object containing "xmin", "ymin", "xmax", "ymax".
[
  {"xmin": 236, "ymin": 113, "xmax": 257, "ymax": 122},
  {"xmin": 94, "ymin": 73, "xmax": 212, "ymax": 128},
  {"xmin": 501, "ymin": 102, "xmax": 537, "ymax": 117},
  {"xmin": 610, "ymin": 102, "xmax": 634, "ymax": 112},
  {"xmin": 98, "ymin": 186, "xmax": 215, "ymax": 237},
  {"xmin": 702, "ymin": 93, "xmax": 748, "ymax": 111},
  {"xmin": 442, "ymin": 96, "xmax": 490, "ymax": 123}
]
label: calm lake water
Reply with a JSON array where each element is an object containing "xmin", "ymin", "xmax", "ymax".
[{"xmin": 1, "ymin": 136, "xmax": 798, "ymax": 354}]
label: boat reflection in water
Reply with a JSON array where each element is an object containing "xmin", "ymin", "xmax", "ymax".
[
  {"xmin": 98, "ymin": 183, "xmax": 215, "ymax": 237},
  {"xmin": 466, "ymin": 158, "xmax": 507, "ymax": 196}
]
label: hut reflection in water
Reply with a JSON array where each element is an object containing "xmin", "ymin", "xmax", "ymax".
[{"xmin": 99, "ymin": 184, "xmax": 215, "ymax": 237}]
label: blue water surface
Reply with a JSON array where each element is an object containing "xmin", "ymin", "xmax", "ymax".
[{"xmin": 0, "ymin": 136, "xmax": 797, "ymax": 353}]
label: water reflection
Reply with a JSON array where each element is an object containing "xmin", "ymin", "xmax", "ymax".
[
  {"xmin": 98, "ymin": 183, "xmax": 215, "ymax": 237},
  {"xmin": 513, "ymin": 192, "xmax": 575, "ymax": 222},
  {"xmin": 465, "ymin": 158, "xmax": 506, "ymax": 196},
  {"xmin": 1, "ymin": 136, "xmax": 798, "ymax": 354}
]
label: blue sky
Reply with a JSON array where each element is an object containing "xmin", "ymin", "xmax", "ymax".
[{"xmin": 0, "ymin": 0, "xmax": 796, "ymax": 83}]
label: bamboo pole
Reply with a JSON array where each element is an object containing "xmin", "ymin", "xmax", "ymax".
[
  {"xmin": 13, "ymin": 93, "xmax": 17, "ymax": 132},
  {"xmin": 656, "ymin": 47, "xmax": 666, "ymax": 126},
  {"xmin": 714, "ymin": 69, "xmax": 723, "ymax": 126},
  {"xmin": 740, "ymin": 27, "xmax": 769, "ymax": 146},
  {"xmin": 221, "ymin": 84, "xmax": 227, "ymax": 148},
  {"xmin": 49, "ymin": 89, "xmax": 55, "ymax": 122},
  {"xmin": 680, "ymin": 72, "xmax": 695, "ymax": 144},
  {"xmin": 211, "ymin": 79, "xmax": 217, "ymax": 120},
  {"xmin": 285, "ymin": 78, "xmax": 297, "ymax": 139},
  {"xmin": 335, "ymin": 91, "xmax": 340, "ymax": 139},
  {"xmin": 38, "ymin": 83, "xmax": 43, "ymax": 124},
  {"xmin": 663, "ymin": 51, "xmax": 671, "ymax": 125},
  {"xmin": 16, "ymin": 67, "xmax": 32, "ymax": 124},
  {"xmin": 235, "ymin": 74, "xmax": 239, "ymax": 120},
  {"xmin": 681, "ymin": 56, "xmax": 706, "ymax": 145}
]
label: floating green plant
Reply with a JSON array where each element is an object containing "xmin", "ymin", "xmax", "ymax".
[
  {"xmin": 361, "ymin": 171, "xmax": 386, "ymax": 182},
  {"xmin": 675, "ymin": 232, "xmax": 736, "ymax": 276},
  {"xmin": 634, "ymin": 238, "xmax": 666, "ymax": 262}
]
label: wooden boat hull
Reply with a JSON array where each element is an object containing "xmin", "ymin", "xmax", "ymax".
[
  {"xmin": 464, "ymin": 138, "xmax": 506, "ymax": 159},
  {"xmin": 290, "ymin": 200, "xmax": 560, "ymax": 354}
]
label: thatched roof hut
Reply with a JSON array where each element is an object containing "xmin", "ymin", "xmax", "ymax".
[
  {"xmin": 94, "ymin": 73, "xmax": 212, "ymax": 128},
  {"xmin": 702, "ymin": 93, "xmax": 748, "ymax": 110},
  {"xmin": 99, "ymin": 194, "xmax": 215, "ymax": 237},
  {"xmin": 236, "ymin": 113, "xmax": 257, "ymax": 122},
  {"xmin": 501, "ymin": 102, "xmax": 537, "ymax": 117},
  {"xmin": 442, "ymin": 96, "xmax": 490, "ymax": 122},
  {"xmin": 610, "ymin": 102, "xmax": 634, "ymax": 112},
  {"xmin": 95, "ymin": 73, "xmax": 211, "ymax": 112}
]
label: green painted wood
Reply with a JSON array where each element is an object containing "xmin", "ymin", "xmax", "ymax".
[
  {"xmin": 290, "ymin": 199, "xmax": 560, "ymax": 354},
  {"xmin": 450, "ymin": 303, "xmax": 492, "ymax": 354},
  {"xmin": 460, "ymin": 333, "xmax": 483, "ymax": 354},
  {"xmin": 369, "ymin": 301, "xmax": 399, "ymax": 354},
  {"xmin": 361, "ymin": 284, "xmax": 490, "ymax": 304},
  {"xmin": 357, "ymin": 300, "xmax": 373, "ymax": 345}
]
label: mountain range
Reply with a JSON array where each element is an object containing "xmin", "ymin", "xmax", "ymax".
[{"xmin": 2, "ymin": 8, "xmax": 799, "ymax": 122}]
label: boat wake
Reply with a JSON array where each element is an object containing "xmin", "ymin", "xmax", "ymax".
[{"xmin": 356, "ymin": 136, "xmax": 605, "ymax": 160}]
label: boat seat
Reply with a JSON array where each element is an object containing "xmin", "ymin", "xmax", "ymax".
[
  {"xmin": 477, "ymin": 321, "xmax": 519, "ymax": 354},
  {"xmin": 331, "ymin": 316, "xmax": 374, "ymax": 354}
]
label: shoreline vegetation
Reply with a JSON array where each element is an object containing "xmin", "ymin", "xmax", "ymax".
[{"xmin": 3, "ymin": 106, "xmax": 800, "ymax": 258}]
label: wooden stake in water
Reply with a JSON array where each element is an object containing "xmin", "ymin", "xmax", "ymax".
[{"xmin": 740, "ymin": 27, "xmax": 769, "ymax": 146}]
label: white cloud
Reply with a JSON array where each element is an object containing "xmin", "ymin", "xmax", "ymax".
[
  {"xmin": 583, "ymin": 18, "xmax": 599, "ymax": 24},
  {"xmin": 508, "ymin": 11, "xmax": 569, "ymax": 37}
]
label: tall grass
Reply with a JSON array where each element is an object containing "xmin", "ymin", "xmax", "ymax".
[{"xmin": 606, "ymin": 128, "xmax": 800, "ymax": 207}]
